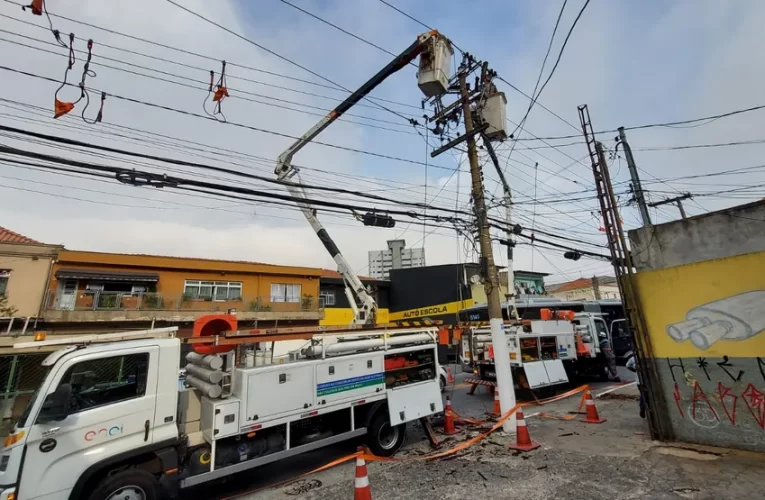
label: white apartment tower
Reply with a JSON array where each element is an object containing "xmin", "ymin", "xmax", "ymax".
[{"xmin": 368, "ymin": 239, "xmax": 426, "ymax": 279}]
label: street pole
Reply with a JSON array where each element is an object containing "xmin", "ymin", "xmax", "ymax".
[
  {"xmin": 648, "ymin": 193, "xmax": 692, "ymax": 220},
  {"xmin": 459, "ymin": 71, "xmax": 516, "ymax": 433},
  {"xmin": 617, "ymin": 127, "xmax": 651, "ymax": 226},
  {"xmin": 504, "ymin": 193, "xmax": 517, "ymax": 320}
]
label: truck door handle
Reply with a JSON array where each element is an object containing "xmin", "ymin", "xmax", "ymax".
[{"xmin": 144, "ymin": 420, "xmax": 150, "ymax": 442}]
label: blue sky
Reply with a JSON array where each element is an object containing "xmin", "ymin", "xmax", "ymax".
[{"xmin": 1, "ymin": 0, "xmax": 764, "ymax": 283}]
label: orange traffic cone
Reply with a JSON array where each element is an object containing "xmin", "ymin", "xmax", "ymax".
[
  {"xmin": 582, "ymin": 389, "xmax": 606, "ymax": 424},
  {"xmin": 508, "ymin": 407, "xmax": 540, "ymax": 451},
  {"xmin": 491, "ymin": 387, "xmax": 501, "ymax": 417},
  {"xmin": 354, "ymin": 447, "xmax": 372, "ymax": 500},
  {"xmin": 443, "ymin": 396, "xmax": 457, "ymax": 435},
  {"xmin": 446, "ymin": 367, "xmax": 455, "ymax": 384}
]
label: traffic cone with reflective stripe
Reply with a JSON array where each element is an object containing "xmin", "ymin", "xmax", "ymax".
[
  {"xmin": 354, "ymin": 447, "xmax": 372, "ymax": 500},
  {"xmin": 508, "ymin": 407, "xmax": 540, "ymax": 452},
  {"xmin": 582, "ymin": 389, "xmax": 606, "ymax": 424},
  {"xmin": 491, "ymin": 387, "xmax": 501, "ymax": 417},
  {"xmin": 446, "ymin": 367, "xmax": 455, "ymax": 384},
  {"xmin": 443, "ymin": 397, "xmax": 458, "ymax": 435}
]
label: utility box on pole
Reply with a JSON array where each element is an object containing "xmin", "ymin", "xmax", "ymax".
[{"xmin": 480, "ymin": 92, "xmax": 509, "ymax": 141}]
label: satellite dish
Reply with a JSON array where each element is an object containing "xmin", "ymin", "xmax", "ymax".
[{"xmin": 469, "ymin": 274, "xmax": 481, "ymax": 284}]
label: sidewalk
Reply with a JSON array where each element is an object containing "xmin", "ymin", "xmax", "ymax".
[{"xmin": 245, "ymin": 387, "xmax": 765, "ymax": 499}]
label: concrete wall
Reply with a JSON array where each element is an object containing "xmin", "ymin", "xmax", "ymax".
[
  {"xmin": 629, "ymin": 201, "xmax": 765, "ymax": 451},
  {"xmin": 629, "ymin": 200, "xmax": 765, "ymax": 271},
  {"xmin": 0, "ymin": 242, "xmax": 61, "ymax": 317},
  {"xmin": 549, "ymin": 285, "xmax": 620, "ymax": 301}
]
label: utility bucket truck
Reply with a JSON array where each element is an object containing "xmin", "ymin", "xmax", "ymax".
[
  {"xmin": 0, "ymin": 324, "xmax": 444, "ymax": 500},
  {"xmin": 462, "ymin": 310, "xmax": 614, "ymax": 391}
]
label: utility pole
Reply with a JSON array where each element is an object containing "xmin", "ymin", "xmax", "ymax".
[
  {"xmin": 459, "ymin": 71, "xmax": 516, "ymax": 433},
  {"xmin": 648, "ymin": 193, "xmax": 692, "ymax": 219},
  {"xmin": 591, "ymin": 275, "xmax": 601, "ymax": 300},
  {"xmin": 482, "ymin": 134, "xmax": 517, "ymax": 320},
  {"xmin": 617, "ymin": 127, "xmax": 651, "ymax": 226}
]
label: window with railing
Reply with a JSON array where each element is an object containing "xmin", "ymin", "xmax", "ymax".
[
  {"xmin": 183, "ymin": 280, "xmax": 242, "ymax": 301},
  {"xmin": 270, "ymin": 283, "xmax": 301, "ymax": 303}
]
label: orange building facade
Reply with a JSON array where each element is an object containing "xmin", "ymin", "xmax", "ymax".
[{"xmin": 42, "ymin": 250, "xmax": 323, "ymax": 332}]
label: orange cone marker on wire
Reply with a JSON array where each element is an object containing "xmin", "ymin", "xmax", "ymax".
[
  {"xmin": 581, "ymin": 389, "xmax": 606, "ymax": 424},
  {"xmin": 443, "ymin": 396, "xmax": 457, "ymax": 435},
  {"xmin": 508, "ymin": 407, "xmax": 540, "ymax": 452},
  {"xmin": 354, "ymin": 447, "xmax": 372, "ymax": 500}
]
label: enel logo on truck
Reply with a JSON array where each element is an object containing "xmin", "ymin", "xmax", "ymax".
[{"xmin": 84, "ymin": 425, "xmax": 123, "ymax": 442}]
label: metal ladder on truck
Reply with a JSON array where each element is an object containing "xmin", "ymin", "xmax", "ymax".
[{"xmin": 577, "ymin": 104, "xmax": 670, "ymax": 440}]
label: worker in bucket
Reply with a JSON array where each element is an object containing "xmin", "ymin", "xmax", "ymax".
[{"xmin": 598, "ymin": 331, "xmax": 621, "ymax": 383}]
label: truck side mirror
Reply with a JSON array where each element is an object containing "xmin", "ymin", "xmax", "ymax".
[{"xmin": 37, "ymin": 383, "xmax": 72, "ymax": 424}]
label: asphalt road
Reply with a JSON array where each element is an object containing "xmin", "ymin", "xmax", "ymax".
[{"xmin": 186, "ymin": 364, "xmax": 637, "ymax": 499}]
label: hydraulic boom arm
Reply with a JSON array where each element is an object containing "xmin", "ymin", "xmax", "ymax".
[{"xmin": 275, "ymin": 30, "xmax": 448, "ymax": 326}]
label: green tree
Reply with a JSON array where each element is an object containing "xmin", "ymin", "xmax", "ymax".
[{"xmin": 0, "ymin": 295, "xmax": 17, "ymax": 317}]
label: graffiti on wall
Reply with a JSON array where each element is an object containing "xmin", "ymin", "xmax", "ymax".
[
  {"xmin": 634, "ymin": 250, "xmax": 765, "ymax": 450},
  {"xmin": 665, "ymin": 356, "xmax": 765, "ymax": 433}
]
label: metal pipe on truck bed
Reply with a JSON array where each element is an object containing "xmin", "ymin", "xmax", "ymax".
[
  {"xmin": 185, "ymin": 374, "xmax": 223, "ymax": 398},
  {"xmin": 186, "ymin": 352, "xmax": 224, "ymax": 370},
  {"xmin": 185, "ymin": 363, "xmax": 223, "ymax": 384},
  {"xmin": 302, "ymin": 333, "xmax": 433, "ymax": 357}
]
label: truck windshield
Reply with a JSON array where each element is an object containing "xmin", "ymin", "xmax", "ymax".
[{"xmin": 18, "ymin": 366, "xmax": 51, "ymax": 428}]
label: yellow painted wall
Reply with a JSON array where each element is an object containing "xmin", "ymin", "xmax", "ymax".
[
  {"xmin": 635, "ymin": 250, "xmax": 765, "ymax": 358},
  {"xmin": 470, "ymin": 283, "xmax": 506, "ymax": 305},
  {"xmin": 319, "ymin": 308, "xmax": 390, "ymax": 326}
]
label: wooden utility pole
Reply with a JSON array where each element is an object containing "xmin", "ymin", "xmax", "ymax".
[
  {"xmin": 648, "ymin": 193, "xmax": 692, "ymax": 219},
  {"xmin": 459, "ymin": 71, "xmax": 516, "ymax": 433}
]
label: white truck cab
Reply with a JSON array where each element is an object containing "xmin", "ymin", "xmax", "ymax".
[{"xmin": 0, "ymin": 326, "xmax": 443, "ymax": 500}]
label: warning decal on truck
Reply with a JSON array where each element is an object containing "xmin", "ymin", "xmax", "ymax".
[{"xmin": 317, "ymin": 373, "xmax": 384, "ymax": 397}]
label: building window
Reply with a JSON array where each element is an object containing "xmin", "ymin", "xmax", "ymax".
[
  {"xmin": 184, "ymin": 280, "xmax": 242, "ymax": 301},
  {"xmin": 319, "ymin": 290, "xmax": 335, "ymax": 306},
  {"xmin": 271, "ymin": 283, "xmax": 301, "ymax": 303},
  {"xmin": 0, "ymin": 270, "xmax": 9, "ymax": 296}
]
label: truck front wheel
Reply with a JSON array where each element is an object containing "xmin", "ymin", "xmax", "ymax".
[
  {"xmin": 88, "ymin": 469, "xmax": 160, "ymax": 500},
  {"xmin": 366, "ymin": 414, "xmax": 405, "ymax": 457}
]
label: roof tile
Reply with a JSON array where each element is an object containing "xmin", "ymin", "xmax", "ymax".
[{"xmin": 0, "ymin": 225, "xmax": 41, "ymax": 244}]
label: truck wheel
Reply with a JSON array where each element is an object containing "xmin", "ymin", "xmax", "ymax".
[
  {"xmin": 366, "ymin": 414, "xmax": 405, "ymax": 457},
  {"xmin": 88, "ymin": 469, "xmax": 160, "ymax": 500},
  {"xmin": 440, "ymin": 375, "xmax": 447, "ymax": 392}
]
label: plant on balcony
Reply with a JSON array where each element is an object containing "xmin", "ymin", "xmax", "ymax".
[
  {"xmin": 0, "ymin": 295, "xmax": 17, "ymax": 317},
  {"xmin": 142, "ymin": 294, "xmax": 163, "ymax": 310},
  {"xmin": 301, "ymin": 294, "xmax": 314, "ymax": 311},
  {"xmin": 98, "ymin": 294, "xmax": 118, "ymax": 309},
  {"xmin": 248, "ymin": 298, "xmax": 271, "ymax": 312}
]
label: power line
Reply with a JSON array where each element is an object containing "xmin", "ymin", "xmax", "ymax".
[
  {"xmin": 277, "ymin": 0, "xmax": 409, "ymax": 63},
  {"xmin": 0, "ymin": 124, "xmax": 470, "ymax": 215},
  {"xmin": 0, "ymin": 98, "xmax": 468, "ymax": 204},
  {"xmin": 164, "ymin": 0, "xmax": 416, "ymax": 125},
  {"xmin": 0, "ymin": 4, "xmax": 422, "ymax": 111},
  {"xmin": 0, "ymin": 65, "xmax": 461, "ymax": 171},
  {"xmin": 507, "ymin": 0, "xmax": 591, "ymax": 142},
  {"xmin": 0, "ymin": 31, "xmax": 422, "ymax": 134}
]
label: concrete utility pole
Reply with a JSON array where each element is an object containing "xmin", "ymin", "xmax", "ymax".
[
  {"xmin": 459, "ymin": 72, "xmax": 516, "ymax": 433},
  {"xmin": 648, "ymin": 193, "xmax": 692, "ymax": 220},
  {"xmin": 591, "ymin": 275, "xmax": 601, "ymax": 300},
  {"xmin": 617, "ymin": 127, "xmax": 651, "ymax": 227}
]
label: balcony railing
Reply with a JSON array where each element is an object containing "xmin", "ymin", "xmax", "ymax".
[{"xmin": 44, "ymin": 290, "xmax": 319, "ymax": 313}]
